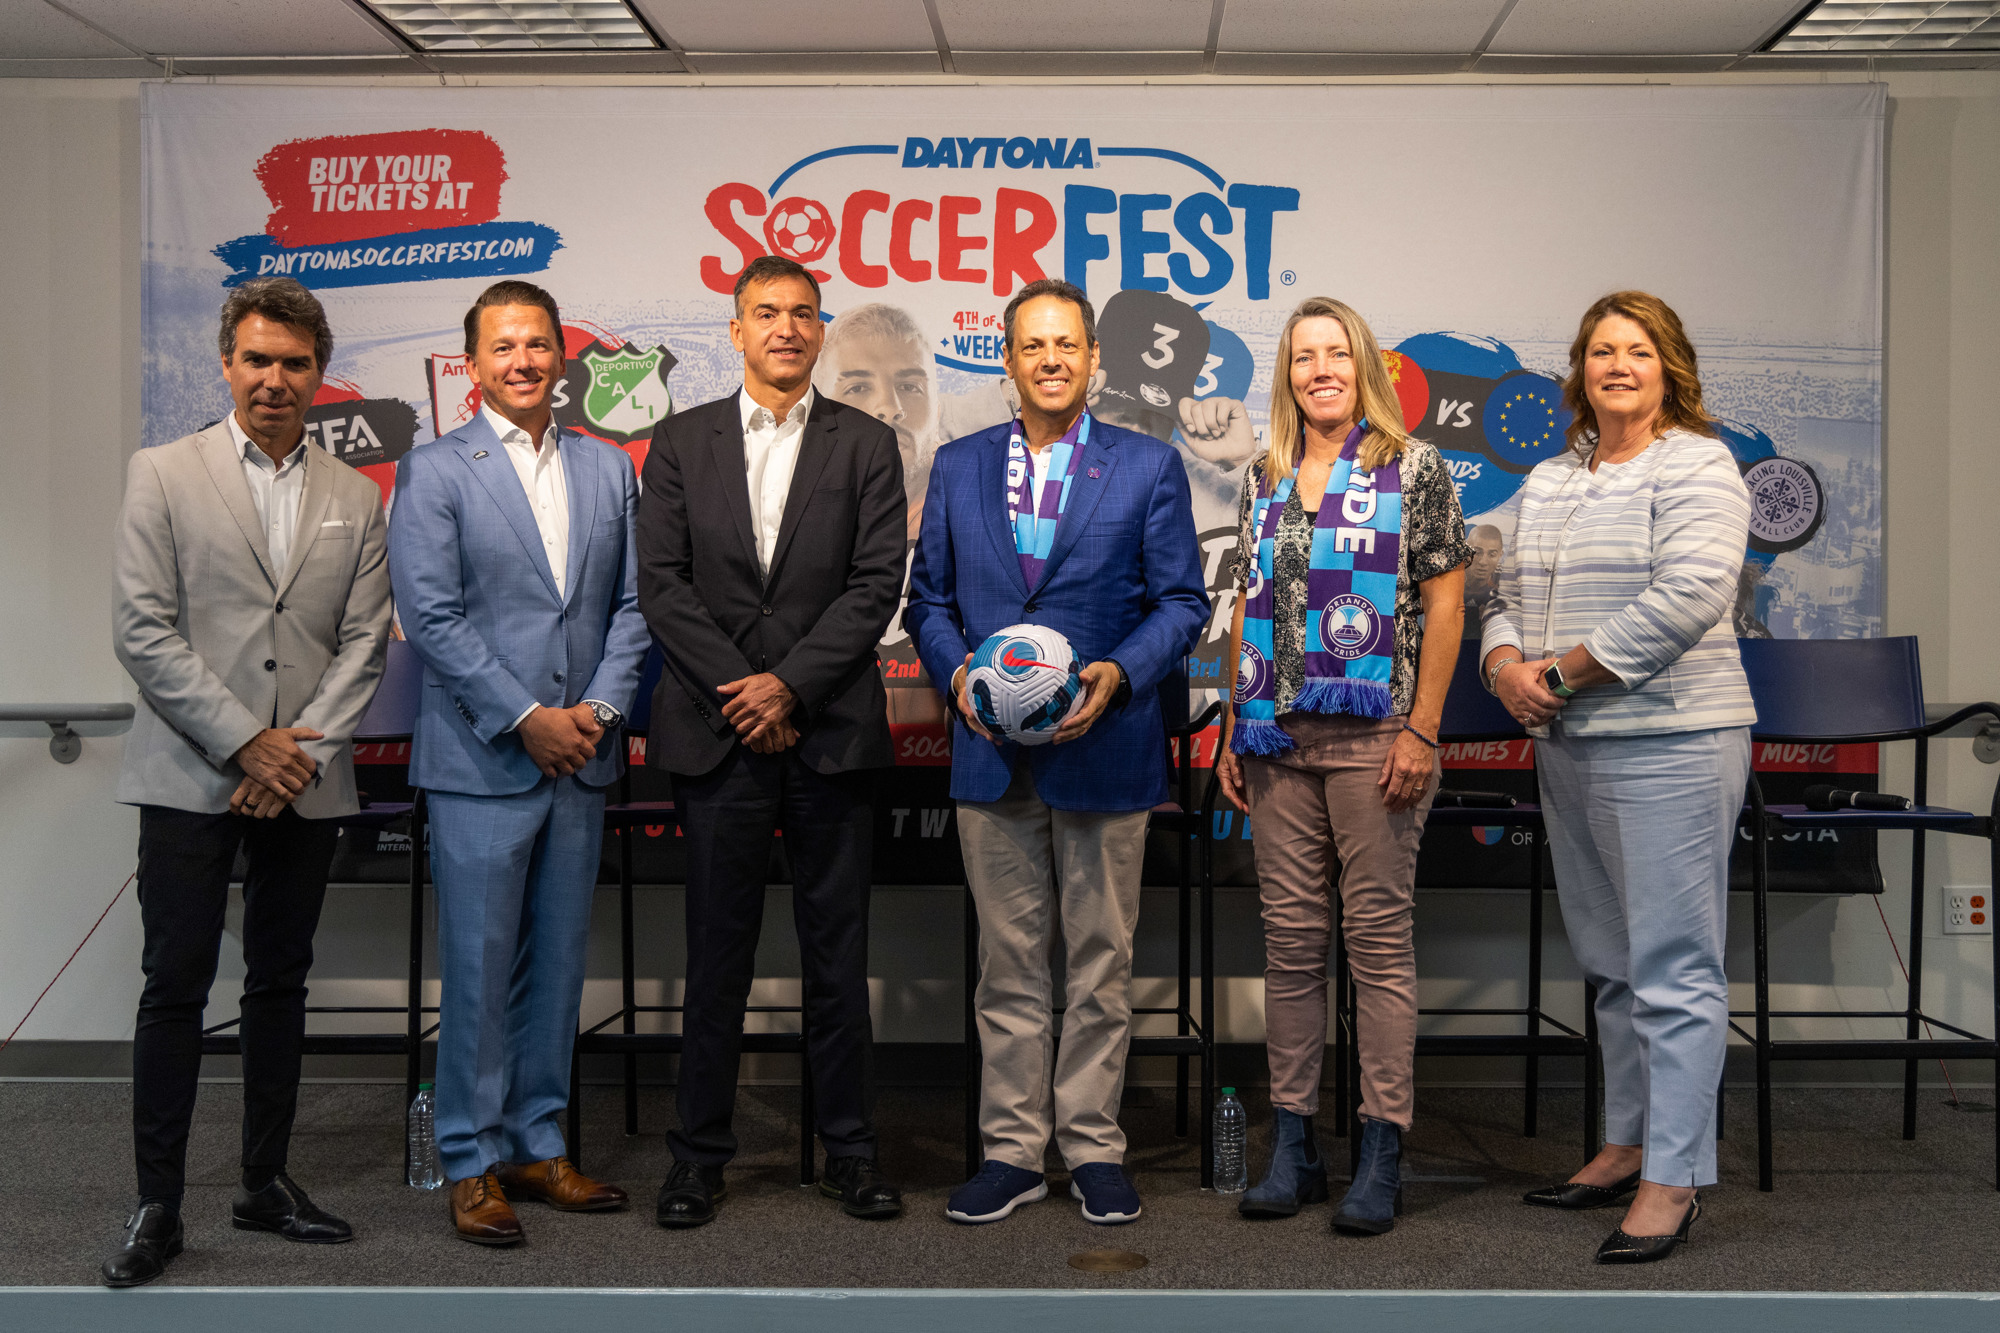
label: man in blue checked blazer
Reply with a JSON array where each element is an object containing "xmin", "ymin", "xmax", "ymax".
[
  {"xmin": 905, "ymin": 278, "xmax": 1208, "ymax": 1228},
  {"xmin": 389, "ymin": 281, "xmax": 648, "ymax": 1245}
]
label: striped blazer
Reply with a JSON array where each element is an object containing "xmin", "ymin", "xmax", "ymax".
[{"xmin": 1479, "ymin": 429, "xmax": 1756, "ymax": 737}]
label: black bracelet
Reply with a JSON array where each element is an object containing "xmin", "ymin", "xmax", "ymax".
[{"xmin": 1401, "ymin": 722, "xmax": 1439, "ymax": 748}]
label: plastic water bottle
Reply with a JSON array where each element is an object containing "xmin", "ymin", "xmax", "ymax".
[
  {"xmin": 1212, "ymin": 1087, "xmax": 1248, "ymax": 1193},
  {"xmin": 406, "ymin": 1082, "xmax": 443, "ymax": 1190}
]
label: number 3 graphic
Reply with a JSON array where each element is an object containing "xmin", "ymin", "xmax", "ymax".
[
  {"xmin": 1141, "ymin": 322, "xmax": 1180, "ymax": 369},
  {"xmin": 1192, "ymin": 352, "xmax": 1224, "ymax": 397}
]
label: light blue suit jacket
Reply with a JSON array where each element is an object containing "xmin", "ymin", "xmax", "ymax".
[{"xmin": 388, "ymin": 414, "xmax": 649, "ymax": 796}]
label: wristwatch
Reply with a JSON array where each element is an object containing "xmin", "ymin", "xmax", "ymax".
[
  {"xmin": 586, "ymin": 700, "xmax": 622, "ymax": 728},
  {"xmin": 1542, "ymin": 662, "xmax": 1577, "ymax": 699}
]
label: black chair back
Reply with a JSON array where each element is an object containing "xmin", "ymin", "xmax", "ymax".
[
  {"xmin": 353, "ymin": 639, "xmax": 423, "ymax": 740},
  {"xmin": 1737, "ymin": 635, "xmax": 1926, "ymax": 741},
  {"xmin": 1439, "ymin": 639, "xmax": 1524, "ymax": 741},
  {"xmin": 625, "ymin": 643, "xmax": 666, "ymax": 736},
  {"xmin": 1159, "ymin": 659, "xmax": 1191, "ymax": 734}
]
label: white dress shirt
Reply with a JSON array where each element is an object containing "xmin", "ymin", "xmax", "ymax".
[
  {"xmin": 739, "ymin": 385, "xmax": 813, "ymax": 580},
  {"xmin": 480, "ymin": 404, "xmax": 614, "ymax": 734},
  {"xmin": 226, "ymin": 412, "xmax": 308, "ymax": 576},
  {"xmin": 482, "ymin": 402, "xmax": 569, "ymax": 600}
]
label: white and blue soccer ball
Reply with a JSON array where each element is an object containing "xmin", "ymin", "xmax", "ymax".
[{"xmin": 966, "ymin": 623, "xmax": 1083, "ymax": 746}]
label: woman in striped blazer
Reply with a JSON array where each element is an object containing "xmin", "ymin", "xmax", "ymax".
[{"xmin": 1479, "ymin": 290, "xmax": 1754, "ymax": 1266}]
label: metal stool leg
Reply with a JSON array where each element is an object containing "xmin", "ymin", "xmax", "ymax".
[
  {"xmin": 619, "ymin": 805, "xmax": 639, "ymax": 1137},
  {"xmin": 964, "ymin": 883, "xmax": 982, "ymax": 1179},
  {"xmin": 1583, "ymin": 980, "xmax": 1601, "ymax": 1163},
  {"xmin": 566, "ymin": 1040, "xmax": 582, "ymax": 1166},
  {"xmin": 798, "ymin": 1001, "xmax": 815, "ymax": 1187},
  {"xmin": 1524, "ymin": 831, "xmax": 1545, "ymax": 1138}
]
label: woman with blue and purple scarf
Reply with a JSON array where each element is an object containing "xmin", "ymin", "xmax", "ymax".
[{"xmin": 1216, "ymin": 297, "xmax": 1470, "ymax": 1235}]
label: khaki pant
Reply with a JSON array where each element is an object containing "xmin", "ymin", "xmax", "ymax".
[
  {"xmin": 1244, "ymin": 714, "xmax": 1436, "ymax": 1130},
  {"xmin": 957, "ymin": 763, "xmax": 1150, "ymax": 1171}
]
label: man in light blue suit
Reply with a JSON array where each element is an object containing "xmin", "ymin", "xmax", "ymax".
[
  {"xmin": 905, "ymin": 279, "xmax": 1208, "ymax": 1227},
  {"xmin": 390, "ymin": 281, "xmax": 649, "ymax": 1245}
]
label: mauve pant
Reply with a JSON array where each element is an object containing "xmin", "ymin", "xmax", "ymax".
[{"xmin": 1243, "ymin": 714, "xmax": 1436, "ymax": 1129}]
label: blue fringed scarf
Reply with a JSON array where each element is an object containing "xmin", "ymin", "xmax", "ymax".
[
  {"xmin": 1006, "ymin": 412, "xmax": 1090, "ymax": 588},
  {"xmin": 1232, "ymin": 424, "xmax": 1403, "ymax": 756}
]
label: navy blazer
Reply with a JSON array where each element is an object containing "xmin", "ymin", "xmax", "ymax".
[
  {"xmin": 904, "ymin": 417, "xmax": 1209, "ymax": 811},
  {"xmin": 388, "ymin": 414, "xmax": 650, "ymax": 796}
]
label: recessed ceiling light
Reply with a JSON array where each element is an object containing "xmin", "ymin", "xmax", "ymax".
[
  {"xmin": 1770, "ymin": 1, "xmax": 2000, "ymax": 52},
  {"xmin": 368, "ymin": 2, "xmax": 661, "ymax": 52}
]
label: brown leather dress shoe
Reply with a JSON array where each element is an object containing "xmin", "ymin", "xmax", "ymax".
[
  {"xmin": 450, "ymin": 1171, "xmax": 524, "ymax": 1245},
  {"xmin": 495, "ymin": 1157, "xmax": 628, "ymax": 1212}
]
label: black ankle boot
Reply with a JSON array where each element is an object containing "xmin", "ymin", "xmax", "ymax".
[{"xmin": 1331, "ymin": 1117, "xmax": 1403, "ymax": 1236}]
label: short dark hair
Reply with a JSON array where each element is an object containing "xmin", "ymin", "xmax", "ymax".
[
  {"xmin": 219, "ymin": 277, "xmax": 333, "ymax": 371},
  {"xmin": 463, "ymin": 280, "xmax": 564, "ymax": 359},
  {"xmin": 1002, "ymin": 278, "xmax": 1096, "ymax": 350},
  {"xmin": 733, "ymin": 255, "xmax": 822, "ymax": 318}
]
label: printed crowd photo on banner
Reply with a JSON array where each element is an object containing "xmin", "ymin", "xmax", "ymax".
[{"xmin": 140, "ymin": 82, "xmax": 1885, "ymax": 889}]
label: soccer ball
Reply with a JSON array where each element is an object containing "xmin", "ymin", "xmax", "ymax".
[
  {"xmin": 763, "ymin": 196, "xmax": 834, "ymax": 264},
  {"xmin": 966, "ymin": 624, "xmax": 1083, "ymax": 747}
]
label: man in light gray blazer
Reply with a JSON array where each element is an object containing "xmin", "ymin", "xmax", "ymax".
[{"xmin": 104, "ymin": 277, "xmax": 392, "ymax": 1288}]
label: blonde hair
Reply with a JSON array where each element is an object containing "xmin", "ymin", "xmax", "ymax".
[
  {"xmin": 1562, "ymin": 290, "xmax": 1716, "ymax": 456},
  {"xmin": 1265, "ymin": 297, "xmax": 1411, "ymax": 478}
]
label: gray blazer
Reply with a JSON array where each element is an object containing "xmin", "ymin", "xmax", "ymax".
[{"xmin": 113, "ymin": 422, "xmax": 394, "ymax": 818}]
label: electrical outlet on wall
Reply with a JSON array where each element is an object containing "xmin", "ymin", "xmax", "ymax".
[{"xmin": 1945, "ymin": 888, "xmax": 1992, "ymax": 935}]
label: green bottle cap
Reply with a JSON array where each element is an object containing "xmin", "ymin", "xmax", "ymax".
[
  {"xmin": 418, "ymin": 1081, "xmax": 434, "ymax": 1091},
  {"xmin": 1221, "ymin": 1087, "xmax": 1236, "ymax": 1096}
]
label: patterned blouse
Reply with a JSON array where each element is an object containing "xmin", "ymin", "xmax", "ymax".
[{"xmin": 1230, "ymin": 440, "xmax": 1471, "ymax": 717}]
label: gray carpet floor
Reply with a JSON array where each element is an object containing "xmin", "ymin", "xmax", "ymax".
[{"xmin": 4, "ymin": 1081, "xmax": 1996, "ymax": 1291}]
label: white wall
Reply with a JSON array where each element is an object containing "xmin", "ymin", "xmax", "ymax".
[{"xmin": 1, "ymin": 72, "xmax": 1995, "ymax": 1075}]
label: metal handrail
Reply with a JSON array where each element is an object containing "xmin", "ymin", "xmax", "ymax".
[{"xmin": 0, "ymin": 702, "xmax": 134, "ymax": 763}]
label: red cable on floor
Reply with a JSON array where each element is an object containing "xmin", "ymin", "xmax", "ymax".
[
  {"xmin": 0, "ymin": 869, "xmax": 135, "ymax": 1057},
  {"xmin": 1871, "ymin": 892, "xmax": 1960, "ymax": 1107}
]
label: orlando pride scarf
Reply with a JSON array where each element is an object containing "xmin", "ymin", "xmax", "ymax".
[
  {"xmin": 1232, "ymin": 424, "xmax": 1403, "ymax": 756},
  {"xmin": 1006, "ymin": 412, "xmax": 1090, "ymax": 587}
]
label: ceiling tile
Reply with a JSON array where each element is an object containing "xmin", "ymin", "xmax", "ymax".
[
  {"xmin": 934, "ymin": 0, "xmax": 1212, "ymax": 52},
  {"xmin": 684, "ymin": 51, "xmax": 943, "ymax": 73},
  {"xmin": 1218, "ymin": 0, "xmax": 1503, "ymax": 54},
  {"xmin": 1489, "ymin": 0, "xmax": 1805, "ymax": 56},
  {"xmin": 950, "ymin": 50, "xmax": 1208, "ymax": 75},
  {"xmin": 0, "ymin": 56, "xmax": 160, "ymax": 75},
  {"xmin": 58, "ymin": 0, "xmax": 406, "ymax": 57},
  {"xmin": 635, "ymin": 1, "xmax": 936, "ymax": 53},
  {"xmin": 1212, "ymin": 51, "xmax": 1471, "ymax": 74},
  {"xmin": 171, "ymin": 54, "xmax": 433, "ymax": 75},
  {"xmin": 0, "ymin": 0, "xmax": 136, "ymax": 58},
  {"xmin": 1474, "ymin": 52, "xmax": 1737, "ymax": 73}
]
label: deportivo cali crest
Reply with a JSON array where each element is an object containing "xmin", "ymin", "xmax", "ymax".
[{"xmin": 581, "ymin": 344, "xmax": 672, "ymax": 438}]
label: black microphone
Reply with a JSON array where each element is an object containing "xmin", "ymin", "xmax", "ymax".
[{"xmin": 1803, "ymin": 784, "xmax": 1912, "ymax": 812}]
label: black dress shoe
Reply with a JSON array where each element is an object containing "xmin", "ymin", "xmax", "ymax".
[
  {"xmin": 820, "ymin": 1155, "xmax": 902, "ymax": 1219},
  {"xmin": 1522, "ymin": 1170, "xmax": 1641, "ymax": 1211},
  {"xmin": 231, "ymin": 1173, "xmax": 354, "ymax": 1244},
  {"xmin": 101, "ymin": 1202, "xmax": 183, "ymax": 1288},
  {"xmin": 1596, "ymin": 1193, "xmax": 1700, "ymax": 1265},
  {"xmin": 656, "ymin": 1159, "xmax": 727, "ymax": 1229}
]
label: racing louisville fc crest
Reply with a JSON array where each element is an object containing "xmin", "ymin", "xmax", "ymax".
[{"xmin": 1742, "ymin": 456, "xmax": 1826, "ymax": 555}]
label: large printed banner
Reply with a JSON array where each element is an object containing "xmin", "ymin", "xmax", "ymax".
[{"xmin": 142, "ymin": 82, "xmax": 1885, "ymax": 890}]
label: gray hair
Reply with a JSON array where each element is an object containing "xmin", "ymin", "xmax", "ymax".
[
  {"xmin": 1002, "ymin": 277, "xmax": 1096, "ymax": 351},
  {"xmin": 823, "ymin": 303, "xmax": 926, "ymax": 357},
  {"xmin": 219, "ymin": 277, "xmax": 333, "ymax": 371}
]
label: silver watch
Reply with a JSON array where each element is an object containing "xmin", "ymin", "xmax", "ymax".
[{"xmin": 586, "ymin": 700, "xmax": 621, "ymax": 728}]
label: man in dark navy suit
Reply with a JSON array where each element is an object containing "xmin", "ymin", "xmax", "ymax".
[
  {"xmin": 905, "ymin": 278, "xmax": 1208, "ymax": 1227},
  {"xmin": 636, "ymin": 256, "xmax": 907, "ymax": 1228}
]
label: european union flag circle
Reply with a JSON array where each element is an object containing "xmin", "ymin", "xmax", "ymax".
[{"xmin": 1479, "ymin": 372, "xmax": 1570, "ymax": 474}]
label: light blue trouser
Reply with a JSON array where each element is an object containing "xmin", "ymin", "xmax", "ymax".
[
  {"xmin": 1538, "ymin": 724, "xmax": 1750, "ymax": 1188},
  {"xmin": 427, "ymin": 776, "xmax": 605, "ymax": 1182}
]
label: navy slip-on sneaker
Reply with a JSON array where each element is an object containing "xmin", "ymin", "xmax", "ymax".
[
  {"xmin": 945, "ymin": 1160, "xmax": 1048, "ymax": 1224},
  {"xmin": 1068, "ymin": 1162, "xmax": 1142, "ymax": 1224}
]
